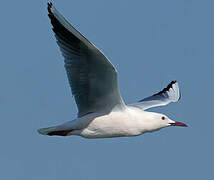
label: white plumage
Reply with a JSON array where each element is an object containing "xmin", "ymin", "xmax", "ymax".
[{"xmin": 38, "ymin": 3, "xmax": 187, "ymax": 139}]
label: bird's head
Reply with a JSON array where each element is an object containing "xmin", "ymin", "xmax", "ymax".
[{"xmin": 142, "ymin": 112, "xmax": 187, "ymax": 133}]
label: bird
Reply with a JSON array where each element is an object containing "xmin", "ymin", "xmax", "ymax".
[{"xmin": 38, "ymin": 2, "xmax": 187, "ymax": 139}]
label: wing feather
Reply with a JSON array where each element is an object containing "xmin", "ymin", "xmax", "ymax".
[
  {"xmin": 129, "ymin": 81, "xmax": 180, "ymax": 110},
  {"xmin": 47, "ymin": 3, "xmax": 125, "ymax": 117}
]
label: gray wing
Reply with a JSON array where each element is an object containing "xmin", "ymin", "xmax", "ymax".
[
  {"xmin": 47, "ymin": 3, "xmax": 125, "ymax": 117},
  {"xmin": 129, "ymin": 81, "xmax": 180, "ymax": 110}
]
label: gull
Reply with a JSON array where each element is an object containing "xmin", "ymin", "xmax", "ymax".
[{"xmin": 38, "ymin": 2, "xmax": 187, "ymax": 139}]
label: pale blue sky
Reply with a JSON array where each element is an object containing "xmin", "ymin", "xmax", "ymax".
[{"xmin": 0, "ymin": 0, "xmax": 213, "ymax": 179}]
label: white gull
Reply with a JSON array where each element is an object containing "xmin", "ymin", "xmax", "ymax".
[{"xmin": 38, "ymin": 2, "xmax": 187, "ymax": 139}]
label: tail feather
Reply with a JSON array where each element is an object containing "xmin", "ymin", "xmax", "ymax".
[{"xmin": 37, "ymin": 126, "xmax": 72, "ymax": 136}]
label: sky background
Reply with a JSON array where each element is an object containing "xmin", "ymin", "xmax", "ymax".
[{"xmin": 0, "ymin": 0, "xmax": 213, "ymax": 179}]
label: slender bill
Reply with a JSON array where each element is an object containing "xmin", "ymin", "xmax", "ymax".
[{"xmin": 170, "ymin": 122, "xmax": 188, "ymax": 127}]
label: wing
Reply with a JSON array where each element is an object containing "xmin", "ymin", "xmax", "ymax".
[
  {"xmin": 47, "ymin": 3, "xmax": 125, "ymax": 117},
  {"xmin": 129, "ymin": 81, "xmax": 180, "ymax": 110}
]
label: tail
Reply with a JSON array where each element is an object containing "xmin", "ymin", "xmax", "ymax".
[{"xmin": 37, "ymin": 126, "xmax": 72, "ymax": 136}]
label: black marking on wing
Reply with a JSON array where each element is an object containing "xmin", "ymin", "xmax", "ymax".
[
  {"xmin": 139, "ymin": 80, "xmax": 178, "ymax": 102},
  {"xmin": 47, "ymin": 2, "xmax": 81, "ymax": 47},
  {"xmin": 154, "ymin": 80, "xmax": 177, "ymax": 96}
]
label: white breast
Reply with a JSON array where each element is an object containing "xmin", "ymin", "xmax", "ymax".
[{"xmin": 75, "ymin": 107, "xmax": 145, "ymax": 138}]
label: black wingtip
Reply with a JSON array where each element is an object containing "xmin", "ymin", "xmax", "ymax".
[
  {"xmin": 48, "ymin": 2, "xmax": 52, "ymax": 8},
  {"xmin": 139, "ymin": 81, "xmax": 176, "ymax": 102},
  {"xmin": 47, "ymin": 2, "xmax": 53, "ymax": 13},
  {"xmin": 155, "ymin": 80, "xmax": 178, "ymax": 96},
  {"xmin": 47, "ymin": 2, "xmax": 55, "ymax": 21}
]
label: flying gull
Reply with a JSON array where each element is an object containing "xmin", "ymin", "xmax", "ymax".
[{"xmin": 38, "ymin": 2, "xmax": 187, "ymax": 138}]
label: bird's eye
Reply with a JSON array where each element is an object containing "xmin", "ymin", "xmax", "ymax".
[{"xmin": 161, "ymin": 116, "xmax": 166, "ymax": 120}]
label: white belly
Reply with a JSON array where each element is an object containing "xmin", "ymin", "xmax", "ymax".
[{"xmin": 74, "ymin": 108, "xmax": 144, "ymax": 138}]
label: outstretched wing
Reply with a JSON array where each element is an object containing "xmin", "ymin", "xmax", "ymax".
[
  {"xmin": 47, "ymin": 3, "xmax": 125, "ymax": 117},
  {"xmin": 129, "ymin": 81, "xmax": 180, "ymax": 110}
]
